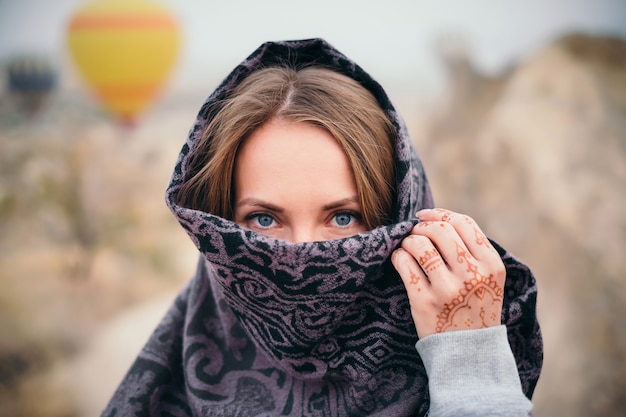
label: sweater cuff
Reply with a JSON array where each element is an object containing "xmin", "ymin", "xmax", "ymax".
[{"xmin": 415, "ymin": 325, "xmax": 532, "ymax": 416}]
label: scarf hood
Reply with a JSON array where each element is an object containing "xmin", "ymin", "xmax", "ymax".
[{"xmin": 103, "ymin": 39, "xmax": 542, "ymax": 417}]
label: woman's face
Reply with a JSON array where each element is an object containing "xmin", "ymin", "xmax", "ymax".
[{"xmin": 233, "ymin": 120, "xmax": 366, "ymax": 242}]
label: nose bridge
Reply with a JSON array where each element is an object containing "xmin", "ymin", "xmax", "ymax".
[{"xmin": 290, "ymin": 222, "xmax": 319, "ymax": 243}]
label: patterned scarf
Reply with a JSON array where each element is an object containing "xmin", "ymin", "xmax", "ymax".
[{"xmin": 102, "ymin": 39, "xmax": 542, "ymax": 417}]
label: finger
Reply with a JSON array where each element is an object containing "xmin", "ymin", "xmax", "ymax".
[
  {"xmin": 392, "ymin": 247, "xmax": 436, "ymax": 337},
  {"xmin": 391, "ymin": 247, "xmax": 429, "ymax": 291},
  {"xmin": 400, "ymin": 234, "xmax": 448, "ymax": 278},
  {"xmin": 416, "ymin": 209, "xmax": 506, "ymax": 285},
  {"xmin": 410, "ymin": 220, "xmax": 471, "ymax": 276},
  {"xmin": 417, "ymin": 208, "xmax": 497, "ymax": 261}
]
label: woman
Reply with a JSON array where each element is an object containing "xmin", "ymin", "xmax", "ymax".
[{"xmin": 102, "ymin": 39, "xmax": 542, "ymax": 416}]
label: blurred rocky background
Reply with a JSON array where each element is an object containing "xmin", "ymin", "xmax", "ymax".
[
  {"xmin": 0, "ymin": 31, "xmax": 624, "ymax": 417},
  {"xmin": 417, "ymin": 32, "xmax": 626, "ymax": 417}
]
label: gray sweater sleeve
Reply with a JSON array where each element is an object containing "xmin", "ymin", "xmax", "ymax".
[{"xmin": 415, "ymin": 325, "xmax": 532, "ymax": 417}]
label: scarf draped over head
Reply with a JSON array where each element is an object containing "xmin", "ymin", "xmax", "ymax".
[{"xmin": 102, "ymin": 38, "xmax": 542, "ymax": 417}]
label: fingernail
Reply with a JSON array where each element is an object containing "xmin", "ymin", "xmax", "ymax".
[{"xmin": 416, "ymin": 209, "xmax": 430, "ymax": 218}]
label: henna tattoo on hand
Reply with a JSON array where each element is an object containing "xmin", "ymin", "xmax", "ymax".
[
  {"xmin": 393, "ymin": 250, "xmax": 422, "ymax": 290},
  {"xmin": 433, "ymin": 208, "xmax": 454, "ymax": 222},
  {"xmin": 479, "ymin": 307, "xmax": 489, "ymax": 327},
  {"xmin": 435, "ymin": 243, "xmax": 503, "ymax": 333},
  {"xmin": 473, "ymin": 227, "xmax": 494, "ymax": 251},
  {"xmin": 474, "ymin": 227, "xmax": 488, "ymax": 246},
  {"xmin": 418, "ymin": 248, "xmax": 444, "ymax": 275}
]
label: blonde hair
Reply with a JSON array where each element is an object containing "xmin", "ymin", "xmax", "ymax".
[{"xmin": 177, "ymin": 66, "xmax": 396, "ymax": 229}]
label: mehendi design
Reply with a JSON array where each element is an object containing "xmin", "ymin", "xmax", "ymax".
[
  {"xmin": 474, "ymin": 227, "xmax": 492, "ymax": 248},
  {"xmin": 475, "ymin": 227, "xmax": 488, "ymax": 246},
  {"xmin": 435, "ymin": 243, "xmax": 503, "ymax": 333},
  {"xmin": 417, "ymin": 248, "xmax": 444, "ymax": 274},
  {"xmin": 478, "ymin": 307, "xmax": 485, "ymax": 327},
  {"xmin": 442, "ymin": 213, "xmax": 454, "ymax": 222},
  {"xmin": 409, "ymin": 270, "xmax": 420, "ymax": 285},
  {"xmin": 434, "ymin": 208, "xmax": 454, "ymax": 222}
]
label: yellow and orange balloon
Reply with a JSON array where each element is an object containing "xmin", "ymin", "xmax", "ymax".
[{"xmin": 66, "ymin": 0, "xmax": 180, "ymax": 124}]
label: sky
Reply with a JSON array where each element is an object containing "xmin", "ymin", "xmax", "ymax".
[{"xmin": 1, "ymin": 0, "xmax": 625, "ymax": 98}]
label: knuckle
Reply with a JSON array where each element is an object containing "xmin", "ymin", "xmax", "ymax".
[
  {"xmin": 495, "ymin": 261, "xmax": 506, "ymax": 280},
  {"xmin": 460, "ymin": 214, "xmax": 477, "ymax": 226},
  {"xmin": 484, "ymin": 257, "xmax": 506, "ymax": 280},
  {"xmin": 434, "ymin": 208, "xmax": 460, "ymax": 223},
  {"xmin": 449, "ymin": 213, "xmax": 479, "ymax": 232}
]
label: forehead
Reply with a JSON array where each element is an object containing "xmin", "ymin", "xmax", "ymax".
[{"xmin": 234, "ymin": 120, "xmax": 358, "ymax": 202}]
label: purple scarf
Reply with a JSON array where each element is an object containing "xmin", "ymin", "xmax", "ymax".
[{"xmin": 102, "ymin": 39, "xmax": 542, "ymax": 417}]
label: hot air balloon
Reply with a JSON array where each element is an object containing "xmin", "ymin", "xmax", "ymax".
[
  {"xmin": 6, "ymin": 55, "xmax": 57, "ymax": 115},
  {"xmin": 66, "ymin": 0, "xmax": 181, "ymax": 125}
]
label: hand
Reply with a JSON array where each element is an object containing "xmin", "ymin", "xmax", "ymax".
[{"xmin": 391, "ymin": 208, "xmax": 505, "ymax": 338}]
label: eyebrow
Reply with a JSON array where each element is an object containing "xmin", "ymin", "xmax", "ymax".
[
  {"xmin": 235, "ymin": 196, "xmax": 361, "ymax": 212},
  {"xmin": 235, "ymin": 198, "xmax": 284, "ymax": 212},
  {"xmin": 321, "ymin": 196, "xmax": 361, "ymax": 211}
]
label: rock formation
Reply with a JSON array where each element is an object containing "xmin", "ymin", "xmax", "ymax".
[{"xmin": 424, "ymin": 32, "xmax": 626, "ymax": 417}]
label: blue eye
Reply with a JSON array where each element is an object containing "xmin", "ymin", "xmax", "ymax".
[
  {"xmin": 332, "ymin": 212, "xmax": 358, "ymax": 227},
  {"xmin": 252, "ymin": 213, "xmax": 275, "ymax": 228}
]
